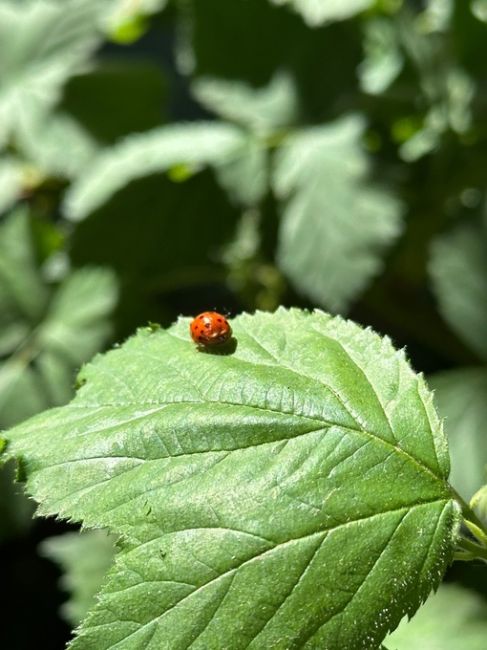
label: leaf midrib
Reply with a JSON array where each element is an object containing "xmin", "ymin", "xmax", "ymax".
[{"xmin": 36, "ymin": 396, "xmax": 445, "ymax": 485}]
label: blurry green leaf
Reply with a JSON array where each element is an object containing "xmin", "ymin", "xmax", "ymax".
[
  {"xmin": 270, "ymin": 0, "xmax": 373, "ymax": 26},
  {"xmin": 397, "ymin": 10, "xmax": 474, "ymax": 161},
  {"xmin": 103, "ymin": 0, "xmax": 167, "ymax": 40},
  {"xmin": 429, "ymin": 222, "xmax": 487, "ymax": 360},
  {"xmin": 64, "ymin": 123, "xmax": 259, "ymax": 220},
  {"xmin": 385, "ymin": 584, "xmax": 487, "ymax": 650},
  {"xmin": 0, "ymin": 0, "xmax": 102, "ymax": 148},
  {"xmin": 471, "ymin": 0, "xmax": 487, "ymax": 22},
  {"xmin": 274, "ymin": 116, "xmax": 403, "ymax": 312},
  {"xmin": 40, "ymin": 530, "xmax": 116, "ymax": 626},
  {"xmin": 0, "ymin": 210, "xmax": 118, "ymax": 428},
  {"xmin": 17, "ymin": 112, "xmax": 98, "ymax": 179},
  {"xmin": 417, "ymin": 0, "xmax": 454, "ymax": 33},
  {"xmin": 192, "ymin": 72, "xmax": 298, "ymax": 135},
  {"xmin": 4, "ymin": 309, "xmax": 457, "ymax": 649},
  {"xmin": 0, "ymin": 208, "xmax": 48, "ymax": 326},
  {"xmin": 0, "ymin": 157, "xmax": 24, "ymax": 215},
  {"xmin": 180, "ymin": 0, "xmax": 361, "ymax": 128},
  {"xmin": 471, "ymin": 485, "xmax": 487, "ymax": 527},
  {"xmin": 429, "ymin": 368, "xmax": 487, "ymax": 500},
  {"xmin": 359, "ymin": 19, "xmax": 403, "ymax": 95},
  {"xmin": 215, "ymin": 137, "xmax": 268, "ymax": 205}
]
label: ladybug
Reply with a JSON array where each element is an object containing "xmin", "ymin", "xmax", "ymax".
[{"xmin": 190, "ymin": 311, "xmax": 232, "ymax": 347}]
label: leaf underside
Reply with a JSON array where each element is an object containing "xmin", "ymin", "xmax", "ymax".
[{"xmin": 4, "ymin": 309, "xmax": 457, "ymax": 649}]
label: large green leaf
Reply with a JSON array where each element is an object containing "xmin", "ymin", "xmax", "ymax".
[
  {"xmin": 0, "ymin": 0, "xmax": 102, "ymax": 148},
  {"xmin": 273, "ymin": 116, "xmax": 403, "ymax": 312},
  {"xmin": 429, "ymin": 222, "xmax": 487, "ymax": 361},
  {"xmin": 270, "ymin": 0, "xmax": 373, "ymax": 27},
  {"xmin": 430, "ymin": 368, "xmax": 487, "ymax": 501},
  {"xmin": 4, "ymin": 309, "xmax": 458, "ymax": 649},
  {"xmin": 64, "ymin": 123, "xmax": 260, "ymax": 220},
  {"xmin": 40, "ymin": 530, "xmax": 116, "ymax": 626},
  {"xmin": 0, "ymin": 210, "xmax": 118, "ymax": 428},
  {"xmin": 385, "ymin": 584, "xmax": 487, "ymax": 649}
]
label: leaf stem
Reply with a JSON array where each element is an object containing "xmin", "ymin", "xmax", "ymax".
[
  {"xmin": 450, "ymin": 486, "xmax": 487, "ymax": 561},
  {"xmin": 457, "ymin": 537, "xmax": 487, "ymax": 563}
]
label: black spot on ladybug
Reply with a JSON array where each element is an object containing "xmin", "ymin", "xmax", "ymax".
[
  {"xmin": 217, "ymin": 318, "xmax": 222, "ymax": 323},
  {"xmin": 205, "ymin": 323, "xmax": 210, "ymax": 328}
]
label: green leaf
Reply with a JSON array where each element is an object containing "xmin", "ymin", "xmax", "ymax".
[
  {"xmin": 471, "ymin": 485, "xmax": 487, "ymax": 527},
  {"xmin": 471, "ymin": 0, "xmax": 487, "ymax": 23},
  {"xmin": 385, "ymin": 584, "xmax": 487, "ymax": 649},
  {"xmin": 0, "ymin": 157, "xmax": 24, "ymax": 215},
  {"xmin": 192, "ymin": 72, "xmax": 298, "ymax": 136},
  {"xmin": 0, "ymin": 0, "xmax": 102, "ymax": 148},
  {"xmin": 40, "ymin": 530, "xmax": 116, "ymax": 626},
  {"xmin": 429, "ymin": 222, "xmax": 487, "ymax": 360},
  {"xmin": 64, "ymin": 123, "xmax": 257, "ymax": 220},
  {"xmin": 103, "ymin": 0, "xmax": 167, "ymax": 41},
  {"xmin": 429, "ymin": 368, "xmax": 487, "ymax": 501},
  {"xmin": 5, "ymin": 309, "xmax": 458, "ymax": 649},
  {"xmin": 359, "ymin": 18, "xmax": 404, "ymax": 95},
  {"xmin": 273, "ymin": 116, "xmax": 403, "ymax": 312},
  {"xmin": 17, "ymin": 112, "xmax": 98, "ymax": 180},
  {"xmin": 0, "ymin": 210, "xmax": 118, "ymax": 428},
  {"xmin": 270, "ymin": 0, "xmax": 373, "ymax": 27}
]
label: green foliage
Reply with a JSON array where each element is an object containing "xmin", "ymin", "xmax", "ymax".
[
  {"xmin": 385, "ymin": 584, "xmax": 487, "ymax": 650},
  {"xmin": 430, "ymin": 222, "xmax": 487, "ymax": 361},
  {"xmin": 0, "ymin": 0, "xmax": 101, "ymax": 148},
  {"xmin": 4, "ymin": 309, "xmax": 459, "ymax": 649},
  {"xmin": 273, "ymin": 116, "xmax": 403, "ymax": 312},
  {"xmin": 1, "ymin": 0, "xmax": 487, "ymax": 646},
  {"xmin": 0, "ymin": 209, "xmax": 118, "ymax": 428},
  {"xmin": 269, "ymin": 0, "xmax": 374, "ymax": 27},
  {"xmin": 40, "ymin": 530, "xmax": 116, "ymax": 626},
  {"xmin": 430, "ymin": 368, "xmax": 487, "ymax": 501},
  {"xmin": 192, "ymin": 72, "xmax": 298, "ymax": 136},
  {"xmin": 64, "ymin": 123, "xmax": 258, "ymax": 220}
]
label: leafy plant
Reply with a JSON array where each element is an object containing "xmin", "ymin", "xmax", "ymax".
[{"xmin": 1, "ymin": 0, "xmax": 487, "ymax": 648}]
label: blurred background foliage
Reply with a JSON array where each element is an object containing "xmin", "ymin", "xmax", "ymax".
[{"xmin": 0, "ymin": 0, "xmax": 487, "ymax": 648}]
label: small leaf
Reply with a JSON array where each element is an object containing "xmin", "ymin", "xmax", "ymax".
[
  {"xmin": 359, "ymin": 19, "xmax": 404, "ymax": 95},
  {"xmin": 40, "ymin": 530, "xmax": 116, "ymax": 625},
  {"xmin": 192, "ymin": 72, "xmax": 298, "ymax": 136},
  {"xmin": 17, "ymin": 112, "xmax": 98, "ymax": 179},
  {"xmin": 385, "ymin": 584, "xmax": 487, "ymax": 649},
  {"xmin": 471, "ymin": 485, "xmax": 487, "ymax": 527},
  {"xmin": 429, "ymin": 368, "xmax": 487, "ymax": 501},
  {"xmin": 270, "ymin": 0, "xmax": 373, "ymax": 27},
  {"xmin": 273, "ymin": 116, "xmax": 403, "ymax": 312},
  {"xmin": 5, "ymin": 309, "xmax": 458, "ymax": 649},
  {"xmin": 64, "ymin": 123, "xmax": 256, "ymax": 220},
  {"xmin": 429, "ymin": 222, "xmax": 487, "ymax": 360},
  {"xmin": 103, "ymin": 0, "xmax": 167, "ymax": 41}
]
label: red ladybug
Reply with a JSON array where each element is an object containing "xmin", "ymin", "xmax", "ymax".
[{"xmin": 190, "ymin": 311, "xmax": 232, "ymax": 346}]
